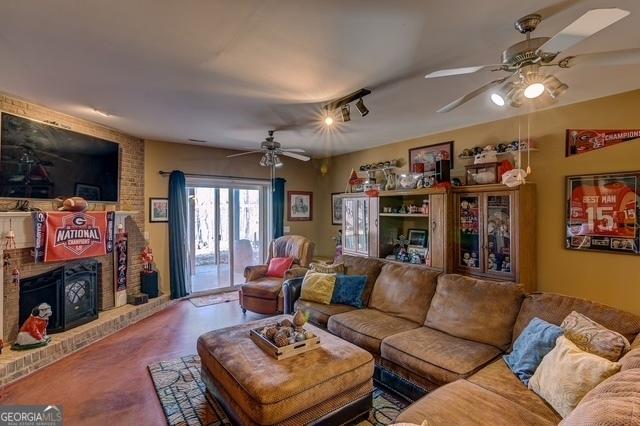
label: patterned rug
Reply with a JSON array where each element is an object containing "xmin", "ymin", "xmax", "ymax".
[
  {"xmin": 188, "ymin": 291, "xmax": 239, "ymax": 308},
  {"xmin": 148, "ymin": 355, "xmax": 410, "ymax": 426}
]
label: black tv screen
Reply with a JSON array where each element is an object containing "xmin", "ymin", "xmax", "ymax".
[{"xmin": 0, "ymin": 113, "xmax": 120, "ymax": 201}]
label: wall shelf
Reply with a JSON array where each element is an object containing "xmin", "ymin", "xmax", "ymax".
[{"xmin": 379, "ymin": 213, "xmax": 429, "ymax": 218}]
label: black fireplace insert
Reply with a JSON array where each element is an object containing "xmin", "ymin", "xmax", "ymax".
[{"xmin": 19, "ymin": 260, "xmax": 100, "ymax": 333}]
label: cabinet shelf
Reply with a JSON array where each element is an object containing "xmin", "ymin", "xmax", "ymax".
[{"xmin": 379, "ymin": 213, "xmax": 429, "ymax": 218}]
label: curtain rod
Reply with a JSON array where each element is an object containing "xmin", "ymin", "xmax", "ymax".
[{"xmin": 158, "ymin": 170, "xmax": 274, "ymax": 182}]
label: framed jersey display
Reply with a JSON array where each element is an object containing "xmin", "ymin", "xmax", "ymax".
[{"xmin": 566, "ymin": 171, "xmax": 639, "ymax": 255}]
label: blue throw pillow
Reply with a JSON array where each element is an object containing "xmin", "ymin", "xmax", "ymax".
[
  {"xmin": 503, "ymin": 317, "xmax": 564, "ymax": 385},
  {"xmin": 331, "ymin": 275, "xmax": 367, "ymax": 308}
]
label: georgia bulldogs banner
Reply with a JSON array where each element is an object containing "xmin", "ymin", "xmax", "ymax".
[
  {"xmin": 566, "ymin": 172, "xmax": 639, "ymax": 255},
  {"xmin": 566, "ymin": 129, "xmax": 640, "ymax": 157},
  {"xmin": 33, "ymin": 211, "xmax": 115, "ymax": 262},
  {"xmin": 114, "ymin": 231, "xmax": 128, "ymax": 292}
]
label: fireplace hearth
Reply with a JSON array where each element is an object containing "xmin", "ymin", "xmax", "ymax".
[{"xmin": 19, "ymin": 260, "xmax": 100, "ymax": 333}]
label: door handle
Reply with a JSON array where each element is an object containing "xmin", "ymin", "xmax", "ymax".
[{"xmin": 432, "ymin": 220, "xmax": 437, "ymax": 231}]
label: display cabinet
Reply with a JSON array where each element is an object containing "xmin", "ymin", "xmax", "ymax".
[
  {"xmin": 453, "ymin": 184, "xmax": 536, "ymax": 291},
  {"xmin": 341, "ymin": 194, "xmax": 379, "ymax": 257}
]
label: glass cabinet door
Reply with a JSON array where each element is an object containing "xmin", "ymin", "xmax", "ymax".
[
  {"xmin": 356, "ymin": 198, "xmax": 369, "ymax": 254},
  {"xmin": 343, "ymin": 198, "xmax": 356, "ymax": 253},
  {"xmin": 485, "ymin": 194, "xmax": 513, "ymax": 275},
  {"xmin": 457, "ymin": 194, "xmax": 481, "ymax": 270}
]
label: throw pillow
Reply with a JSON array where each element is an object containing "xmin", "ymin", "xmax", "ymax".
[
  {"xmin": 310, "ymin": 262, "xmax": 345, "ymax": 274},
  {"xmin": 561, "ymin": 311, "xmax": 631, "ymax": 361},
  {"xmin": 528, "ymin": 336, "xmax": 621, "ymax": 418},
  {"xmin": 266, "ymin": 257, "xmax": 294, "ymax": 278},
  {"xmin": 300, "ymin": 271, "xmax": 336, "ymax": 305},
  {"xmin": 503, "ymin": 317, "xmax": 564, "ymax": 385},
  {"xmin": 331, "ymin": 275, "xmax": 367, "ymax": 308}
]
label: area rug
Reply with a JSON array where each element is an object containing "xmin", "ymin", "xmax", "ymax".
[
  {"xmin": 148, "ymin": 355, "xmax": 411, "ymax": 426},
  {"xmin": 188, "ymin": 291, "xmax": 239, "ymax": 308}
]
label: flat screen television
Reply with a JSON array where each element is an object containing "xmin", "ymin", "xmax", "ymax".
[{"xmin": 0, "ymin": 113, "xmax": 120, "ymax": 201}]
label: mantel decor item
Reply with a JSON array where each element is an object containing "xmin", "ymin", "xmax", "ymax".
[
  {"xmin": 288, "ymin": 191, "xmax": 313, "ymax": 221},
  {"xmin": 566, "ymin": 171, "xmax": 639, "ymax": 255},
  {"xmin": 409, "ymin": 141, "xmax": 454, "ymax": 173},
  {"xmin": 566, "ymin": 129, "xmax": 640, "ymax": 157},
  {"xmin": 149, "ymin": 198, "xmax": 169, "ymax": 222}
]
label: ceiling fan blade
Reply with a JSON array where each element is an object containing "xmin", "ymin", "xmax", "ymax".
[
  {"xmin": 533, "ymin": 0, "xmax": 585, "ymax": 20},
  {"xmin": 539, "ymin": 8, "xmax": 630, "ymax": 55},
  {"xmin": 559, "ymin": 48, "xmax": 640, "ymax": 68},
  {"xmin": 280, "ymin": 151, "xmax": 310, "ymax": 161},
  {"xmin": 436, "ymin": 77, "xmax": 511, "ymax": 113},
  {"xmin": 226, "ymin": 150, "xmax": 263, "ymax": 158},
  {"xmin": 425, "ymin": 65, "xmax": 502, "ymax": 79},
  {"xmin": 281, "ymin": 148, "xmax": 306, "ymax": 153}
]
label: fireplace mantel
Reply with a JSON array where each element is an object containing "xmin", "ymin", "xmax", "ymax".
[{"xmin": 0, "ymin": 211, "xmax": 138, "ymax": 341}]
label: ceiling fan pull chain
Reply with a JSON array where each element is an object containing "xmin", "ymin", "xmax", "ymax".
[{"xmin": 526, "ymin": 114, "xmax": 532, "ymax": 175}]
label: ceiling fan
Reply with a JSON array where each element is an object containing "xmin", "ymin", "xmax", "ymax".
[
  {"xmin": 226, "ymin": 130, "xmax": 310, "ymax": 167},
  {"xmin": 426, "ymin": 7, "xmax": 639, "ymax": 112}
]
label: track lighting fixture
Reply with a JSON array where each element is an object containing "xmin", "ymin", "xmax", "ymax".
[
  {"xmin": 340, "ymin": 104, "xmax": 351, "ymax": 122},
  {"xmin": 323, "ymin": 111, "xmax": 334, "ymax": 126},
  {"xmin": 355, "ymin": 98, "xmax": 369, "ymax": 117}
]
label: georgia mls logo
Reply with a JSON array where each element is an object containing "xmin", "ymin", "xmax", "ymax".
[{"xmin": 54, "ymin": 213, "xmax": 102, "ymax": 255}]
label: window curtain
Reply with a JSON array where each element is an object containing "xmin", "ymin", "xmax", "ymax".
[
  {"xmin": 273, "ymin": 177, "xmax": 286, "ymax": 239},
  {"xmin": 168, "ymin": 170, "xmax": 190, "ymax": 299}
]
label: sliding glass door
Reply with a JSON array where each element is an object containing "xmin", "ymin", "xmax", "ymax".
[{"xmin": 187, "ymin": 178, "xmax": 270, "ymax": 294}]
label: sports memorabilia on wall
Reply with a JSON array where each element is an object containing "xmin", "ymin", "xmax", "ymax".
[
  {"xmin": 566, "ymin": 171, "xmax": 639, "ymax": 255},
  {"xmin": 408, "ymin": 141, "xmax": 454, "ymax": 173},
  {"xmin": 566, "ymin": 129, "xmax": 640, "ymax": 157}
]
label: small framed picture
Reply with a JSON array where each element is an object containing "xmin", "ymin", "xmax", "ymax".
[
  {"xmin": 331, "ymin": 193, "xmax": 343, "ymax": 225},
  {"xmin": 408, "ymin": 141, "xmax": 454, "ymax": 173},
  {"xmin": 75, "ymin": 183, "xmax": 101, "ymax": 201},
  {"xmin": 288, "ymin": 191, "xmax": 313, "ymax": 221},
  {"xmin": 149, "ymin": 198, "xmax": 169, "ymax": 222},
  {"xmin": 408, "ymin": 229, "xmax": 428, "ymax": 248}
]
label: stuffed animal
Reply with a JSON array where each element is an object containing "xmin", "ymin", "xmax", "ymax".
[{"xmin": 15, "ymin": 303, "xmax": 52, "ymax": 348}]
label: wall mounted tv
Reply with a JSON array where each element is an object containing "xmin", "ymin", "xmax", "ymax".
[{"xmin": 0, "ymin": 113, "xmax": 120, "ymax": 201}]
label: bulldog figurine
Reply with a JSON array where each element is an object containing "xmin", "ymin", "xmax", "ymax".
[{"xmin": 14, "ymin": 303, "xmax": 52, "ymax": 349}]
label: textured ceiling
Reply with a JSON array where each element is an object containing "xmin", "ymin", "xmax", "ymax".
[{"xmin": 1, "ymin": 0, "xmax": 639, "ymax": 157}]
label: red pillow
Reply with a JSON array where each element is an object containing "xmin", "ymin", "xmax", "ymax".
[{"xmin": 266, "ymin": 257, "xmax": 294, "ymax": 278}]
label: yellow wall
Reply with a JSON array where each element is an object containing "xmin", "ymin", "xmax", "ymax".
[
  {"xmin": 144, "ymin": 140, "xmax": 321, "ymax": 294},
  {"xmin": 316, "ymin": 89, "xmax": 640, "ymax": 315}
]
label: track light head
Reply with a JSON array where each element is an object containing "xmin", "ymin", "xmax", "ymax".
[
  {"xmin": 340, "ymin": 104, "xmax": 351, "ymax": 122},
  {"xmin": 355, "ymin": 98, "xmax": 369, "ymax": 117}
]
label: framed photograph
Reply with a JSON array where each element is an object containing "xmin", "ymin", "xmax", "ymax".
[
  {"xmin": 408, "ymin": 229, "xmax": 428, "ymax": 248},
  {"xmin": 331, "ymin": 193, "xmax": 343, "ymax": 225},
  {"xmin": 149, "ymin": 198, "xmax": 169, "ymax": 223},
  {"xmin": 75, "ymin": 183, "xmax": 101, "ymax": 201},
  {"xmin": 566, "ymin": 171, "xmax": 639, "ymax": 255},
  {"xmin": 409, "ymin": 141, "xmax": 453, "ymax": 173},
  {"xmin": 288, "ymin": 191, "xmax": 313, "ymax": 221}
]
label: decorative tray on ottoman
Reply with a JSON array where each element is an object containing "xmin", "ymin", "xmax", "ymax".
[{"xmin": 249, "ymin": 319, "xmax": 321, "ymax": 360}]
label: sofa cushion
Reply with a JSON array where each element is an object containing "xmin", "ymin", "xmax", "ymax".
[
  {"xmin": 300, "ymin": 271, "xmax": 336, "ymax": 305},
  {"xmin": 395, "ymin": 379, "xmax": 556, "ymax": 426},
  {"xmin": 335, "ymin": 255, "xmax": 383, "ymax": 305},
  {"xmin": 620, "ymin": 337, "xmax": 640, "ymax": 371},
  {"xmin": 381, "ymin": 327, "xmax": 501, "ymax": 385},
  {"xmin": 513, "ymin": 292, "xmax": 640, "ymax": 344},
  {"xmin": 331, "ymin": 275, "xmax": 367, "ymax": 308},
  {"xmin": 468, "ymin": 359, "xmax": 562, "ymax": 423},
  {"xmin": 561, "ymin": 310, "xmax": 631, "ymax": 361},
  {"xmin": 528, "ymin": 336, "xmax": 621, "ymax": 418},
  {"xmin": 425, "ymin": 274, "xmax": 524, "ymax": 350},
  {"xmin": 327, "ymin": 308, "xmax": 420, "ymax": 354},
  {"xmin": 266, "ymin": 256, "xmax": 294, "ymax": 278},
  {"xmin": 560, "ymin": 368, "xmax": 640, "ymax": 426},
  {"xmin": 241, "ymin": 276, "xmax": 283, "ymax": 298},
  {"xmin": 294, "ymin": 299, "xmax": 356, "ymax": 328},
  {"xmin": 368, "ymin": 263, "xmax": 440, "ymax": 324},
  {"xmin": 503, "ymin": 317, "xmax": 564, "ymax": 385}
]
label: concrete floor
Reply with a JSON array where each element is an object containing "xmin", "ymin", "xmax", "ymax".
[{"xmin": 0, "ymin": 300, "xmax": 267, "ymax": 425}]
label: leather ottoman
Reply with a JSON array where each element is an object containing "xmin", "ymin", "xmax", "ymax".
[{"xmin": 197, "ymin": 316, "xmax": 374, "ymax": 425}]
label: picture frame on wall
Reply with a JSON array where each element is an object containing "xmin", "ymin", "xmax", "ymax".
[
  {"xmin": 331, "ymin": 192, "xmax": 343, "ymax": 225},
  {"xmin": 149, "ymin": 198, "xmax": 169, "ymax": 223},
  {"xmin": 565, "ymin": 171, "xmax": 639, "ymax": 255},
  {"xmin": 288, "ymin": 191, "xmax": 313, "ymax": 221},
  {"xmin": 408, "ymin": 141, "xmax": 453, "ymax": 173}
]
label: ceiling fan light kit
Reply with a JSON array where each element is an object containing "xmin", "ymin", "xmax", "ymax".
[{"xmin": 426, "ymin": 7, "xmax": 633, "ymax": 112}]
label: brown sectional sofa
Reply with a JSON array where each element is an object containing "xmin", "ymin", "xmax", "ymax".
[{"xmin": 282, "ymin": 255, "xmax": 640, "ymax": 425}]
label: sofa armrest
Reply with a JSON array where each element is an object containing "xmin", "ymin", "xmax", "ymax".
[
  {"xmin": 283, "ymin": 277, "xmax": 304, "ymax": 315},
  {"xmin": 283, "ymin": 266, "xmax": 309, "ymax": 281},
  {"xmin": 244, "ymin": 264, "xmax": 268, "ymax": 282}
]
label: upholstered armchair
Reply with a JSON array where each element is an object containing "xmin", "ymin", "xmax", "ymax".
[{"xmin": 239, "ymin": 235, "xmax": 315, "ymax": 315}]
